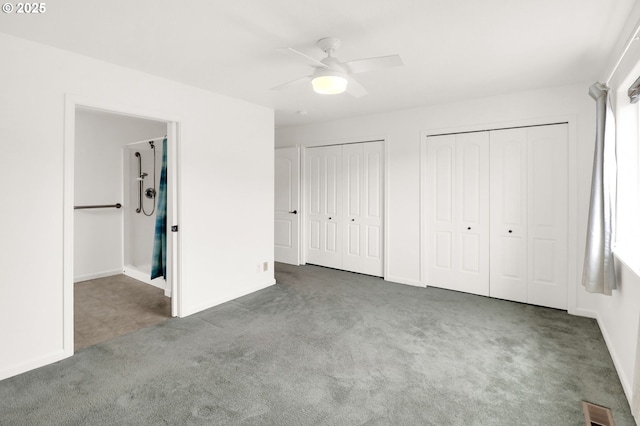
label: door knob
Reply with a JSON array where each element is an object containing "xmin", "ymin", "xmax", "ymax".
[
  {"xmin": 351, "ymin": 219, "xmax": 355, "ymax": 222},
  {"xmin": 289, "ymin": 210, "xmax": 297, "ymax": 214},
  {"xmin": 328, "ymin": 217, "xmax": 332, "ymax": 220},
  {"xmin": 467, "ymin": 227, "xmax": 471, "ymax": 230},
  {"xmin": 508, "ymin": 230, "xmax": 513, "ymax": 233}
]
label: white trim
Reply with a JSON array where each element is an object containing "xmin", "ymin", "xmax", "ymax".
[
  {"xmin": 74, "ymin": 269, "xmax": 122, "ymax": 283},
  {"xmin": 419, "ymin": 131, "xmax": 428, "ymax": 287},
  {"xmin": 63, "ymin": 97, "xmax": 75, "ymax": 358},
  {"xmin": 385, "ymin": 275, "xmax": 425, "ymax": 288},
  {"xmin": 420, "ymin": 115, "xmax": 578, "ymax": 315},
  {"xmin": 124, "ymin": 135, "xmax": 167, "ymax": 147},
  {"xmin": 182, "ymin": 279, "xmax": 276, "ymax": 317},
  {"xmin": 295, "ymin": 146, "xmax": 302, "ymax": 265},
  {"xmin": 597, "ymin": 312, "xmax": 634, "ymax": 403},
  {"xmin": 122, "ymin": 265, "xmax": 166, "ymax": 290},
  {"xmin": 167, "ymin": 121, "xmax": 182, "ymax": 316},
  {"xmin": 0, "ymin": 350, "xmax": 67, "ymax": 382},
  {"xmin": 571, "ymin": 307, "xmax": 597, "ymax": 319},
  {"xmin": 383, "ymin": 138, "xmax": 390, "ymax": 280},
  {"xmin": 300, "ymin": 146, "xmax": 308, "ymax": 265}
]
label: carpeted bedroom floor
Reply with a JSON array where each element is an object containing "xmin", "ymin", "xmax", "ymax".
[{"xmin": 0, "ymin": 263, "xmax": 633, "ymax": 425}]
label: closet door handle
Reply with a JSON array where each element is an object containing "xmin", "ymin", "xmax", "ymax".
[
  {"xmin": 351, "ymin": 219, "xmax": 355, "ymax": 222},
  {"xmin": 508, "ymin": 230, "xmax": 513, "ymax": 233},
  {"xmin": 328, "ymin": 217, "xmax": 332, "ymax": 220},
  {"xmin": 467, "ymin": 227, "xmax": 471, "ymax": 230},
  {"xmin": 289, "ymin": 210, "xmax": 297, "ymax": 214}
]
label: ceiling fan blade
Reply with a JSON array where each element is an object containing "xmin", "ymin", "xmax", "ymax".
[
  {"xmin": 280, "ymin": 47, "xmax": 329, "ymax": 69},
  {"xmin": 345, "ymin": 54, "xmax": 404, "ymax": 74},
  {"xmin": 270, "ymin": 75, "xmax": 311, "ymax": 91},
  {"xmin": 346, "ymin": 77, "xmax": 368, "ymax": 98}
]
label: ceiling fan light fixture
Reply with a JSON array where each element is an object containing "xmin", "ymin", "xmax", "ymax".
[{"xmin": 311, "ymin": 70, "xmax": 348, "ymax": 95}]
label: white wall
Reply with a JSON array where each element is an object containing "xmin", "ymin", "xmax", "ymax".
[
  {"xmin": 125, "ymin": 139, "xmax": 165, "ymax": 275},
  {"xmin": 0, "ymin": 33, "xmax": 274, "ymax": 380},
  {"xmin": 276, "ymin": 83, "xmax": 599, "ymax": 315},
  {"xmin": 74, "ymin": 109, "xmax": 166, "ymax": 281},
  {"xmin": 592, "ymin": 2, "xmax": 640, "ymax": 406}
]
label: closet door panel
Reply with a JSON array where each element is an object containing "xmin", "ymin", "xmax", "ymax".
[
  {"xmin": 342, "ymin": 141, "xmax": 384, "ymax": 276},
  {"xmin": 490, "ymin": 128, "xmax": 527, "ymax": 303},
  {"xmin": 306, "ymin": 145, "xmax": 342, "ymax": 269},
  {"xmin": 426, "ymin": 136, "xmax": 458, "ymax": 284},
  {"xmin": 456, "ymin": 132, "xmax": 489, "ymax": 294},
  {"xmin": 362, "ymin": 143, "xmax": 384, "ymax": 274},
  {"xmin": 426, "ymin": 133, "xmax": 489, "ymax": 295},
  {"xmin": 526, "ymin": 125, "xmax": 568, "ymax": 309},
  {"xmin": 367, "ymin": 226, "xmax": 381, "ymax": 258}
]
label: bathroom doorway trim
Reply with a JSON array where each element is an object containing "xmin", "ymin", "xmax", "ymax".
[{"xmin": 63, "ymin": 95, "xmax": 183, "ymax": 357}]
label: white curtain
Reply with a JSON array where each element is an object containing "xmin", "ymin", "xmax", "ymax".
[{"xmin": 582, "ymin": 82, "xmax": 617, "ymax": 295}]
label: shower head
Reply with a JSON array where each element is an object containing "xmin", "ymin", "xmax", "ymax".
[{"xmin": 140, "ymin": 172, "xmax": 148, "ymax": 178}]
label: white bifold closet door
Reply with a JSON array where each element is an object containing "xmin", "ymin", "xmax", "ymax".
[
  {"xmin": 307, "ymin": 145, "xmax": 343, "ymax": 270},
  {"xmin": 425, "ymin": 132, "xmax": 490, "ymax": 295},
  {"xmin": 490, "ymin": 125, "xmax": 568, "ymax": 309},
  {"xmin": 425, "ymin": 123, "xmax": 568, "ymax": 310},
  {"xmin": 306, "ymin": 141, "xmax": 384, "ymax": 276}
]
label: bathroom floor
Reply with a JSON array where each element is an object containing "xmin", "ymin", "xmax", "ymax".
[{"xmin": 74, "ymin": 274, "xmax": 171, "ymax": 352}]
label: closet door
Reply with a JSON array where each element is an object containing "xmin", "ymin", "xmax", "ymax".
[
  {"xmin": 342, "ymin": 141, "xmax": 384, "ymax": 276},
  {"xmin": 526, "ymin": 125, "xmax": 568, "ymax": 309},
  {"xmin": 489, "ymin": 128, "xmax": 528, "ymax": 303},
  {"xmin": 425, "ymin": 132, "xmax": 489, "ymax": 295},
  {"xmin": 306, "ymin": 145, "xmax": 342, "ymax": 269}
]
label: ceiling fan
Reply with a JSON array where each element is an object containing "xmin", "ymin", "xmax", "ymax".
[{"xmin": 272, "ymin": 37, "xmax": 404, "ymax": 97}]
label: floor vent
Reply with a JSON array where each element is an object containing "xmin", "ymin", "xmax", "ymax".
[{"xmin": 583, "ymin": 401, "xmax": 615, "ymax": 426}]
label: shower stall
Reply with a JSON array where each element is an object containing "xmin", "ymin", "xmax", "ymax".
[{"xmin": 123, "ymin": 137, "xmax": 165, "ymax": 290}]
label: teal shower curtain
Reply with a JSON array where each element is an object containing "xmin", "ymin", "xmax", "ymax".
[{"xmin": 151, "ymin": 137, "xmax": 167, "ymax": 280}]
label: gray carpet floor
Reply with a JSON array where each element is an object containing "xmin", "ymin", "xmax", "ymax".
[{"xmin": 0, "ymin": 263, "xmax": 634, "ymax": 425}]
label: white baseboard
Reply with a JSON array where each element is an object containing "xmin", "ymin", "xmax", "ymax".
[
  {"xmin": 596, "ymin": 312, "xmax": 633, "ymax": 405},
  {"xmin": 569, "ymin": 307, "xmax": 597, "ymax": 319},
  {"xmin": 0, "ymin": 350, "xmax": 68, "ymax": 382},
  {"xmin": 182, "ymin": 278, "xmax": 276, "ymax": 317},
  {"xmin": 123, "ymin": 265, "xmax": 165, "ymax": 290},
  {"xmin": 384, "ymin": 275, "xmax": 426, "ymax": 288},
  {"xmin": 74, "ymin": 269, "xmax": 121, "ymax": 283}
]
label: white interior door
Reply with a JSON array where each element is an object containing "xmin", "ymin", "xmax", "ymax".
[
  {"xmin": 275, "ymin": 147, "xmax": 300, "ymax": 265},
  {"xmin": 526, "ymin": 125, "xmax": 568, "ymax": 309},
  {"xmin": 342, "ymin": 141, "xmax": 384, "ymax": 276},
  {"xmin": 306, "ymin": 145, "xmax": 342, "ymax": 269},
  {"xmin": 489, "ymin": 128, "xmax": 528, "ymax": 303},
  {"xmin": 425, "ymin": 132, "xmax": 489, "ymax": 295}
]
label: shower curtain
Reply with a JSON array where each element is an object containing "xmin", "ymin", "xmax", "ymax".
[{"xmin": 151, "ymin": 137, "xmax": 167, "ymax": 280}]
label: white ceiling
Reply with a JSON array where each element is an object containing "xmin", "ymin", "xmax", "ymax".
[{"xmin": 0, "ymin": 0, "xmax": 635, "ymax": 127}]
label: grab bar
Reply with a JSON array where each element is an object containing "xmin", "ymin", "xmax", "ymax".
[{"xmin": 74, "ymin": 203, "xmax": 122, "ymax": 210}]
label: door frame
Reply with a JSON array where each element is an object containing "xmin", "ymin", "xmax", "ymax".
[
  {"xmin": 420, "ymin": 115, "xmax": 579, "ymax": 315},
  {"xmin": 300, "ymin": 139, "xmax": 388, "ymax": 279},
  {"xmin": 63, "ymin": 95, "xmax": 183, "ymax": 357}
]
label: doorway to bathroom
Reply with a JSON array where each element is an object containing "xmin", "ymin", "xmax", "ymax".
[{"xmin": 66, "ymin": 103, "xmax": 181, "ymax": 353}]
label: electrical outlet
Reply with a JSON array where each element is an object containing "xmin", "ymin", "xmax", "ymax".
[{"xmin": 263, "ymin": 261, "xmax": 268, "ymax": 271}]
